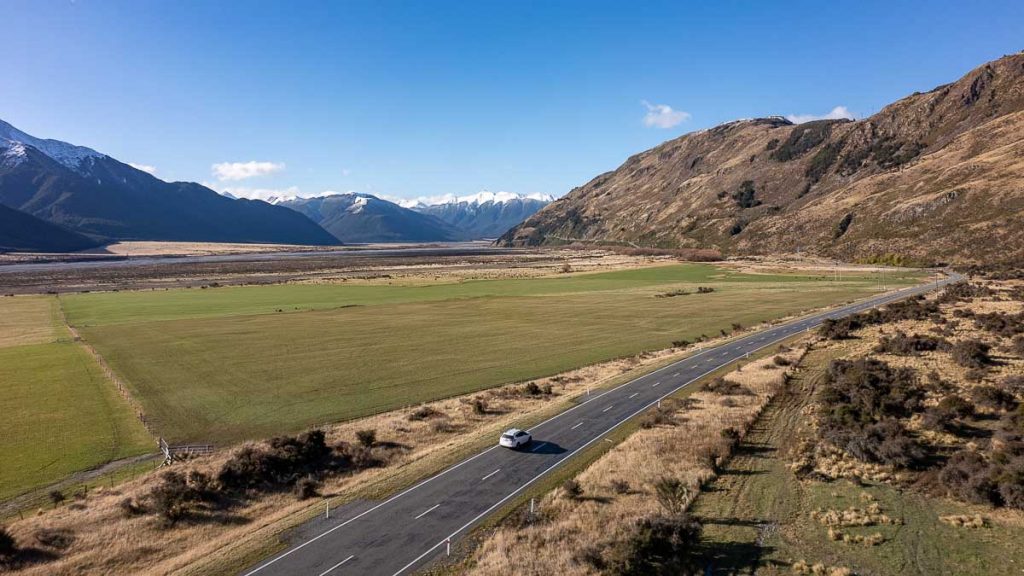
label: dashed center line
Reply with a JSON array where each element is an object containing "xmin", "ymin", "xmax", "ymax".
[
  {"xmin": 652, "ymin": 381, "xmax": 661, "ymax": 387},
  {"xmin": 602, "ymin": 405, "xmax": 614, "ymax": 413},
  {"xmin": 481, "ymin": 469, "xmax": 501, "ymax": 481},
  {"xmin": 317, "ymin": 555, "xmax": 355, "ymax": 576},
  {"xmin": 529, "ymin": 442, "xmax": 547, "ymax": 452},
  {"xmin": 628, "ymin": 392, "xmax": 638, "ymax": 399},
  {"xmin": 571, "ymin": 421, "xmax": 584, "ymax": 430},
  {"xmin": 414, "ymin": 504, "xmax": 440, "ymax": 520},
  {"xmin": 672, "ymin": 372, "xmax": 680, "ymax": 377}
]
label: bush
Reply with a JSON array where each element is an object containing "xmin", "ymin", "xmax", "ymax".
[
  {"xmin": 773, "ymin": 355, "xmax": 792, "ymax": 367},
  {"xmin": 119, "ymin": 497, "xmax": 145, "ymax": 517},
  {"xmin": 971, "ymin": 386, "xmax": 1019, "ymax": 411},
  {"xmin": 654, "ymin": 478, "xmax": 690, "ymax": 515},
  {"xmin": 873, "ymin": 332, "xmax": 947, "ymax": 355},
  {"xmin": 700, "ymin": 377, "xmax": 752, "ymax": 396},
  {"xmin": 355, "ymin": 429, "xmax": 377, "ymax": 447},
  {"xmin": 973, "ymin": 312, "xmax": 1024, "ymax": 338},
  {"xmin": 696, "ymin": 286, "xmax": 714, "ymax": 294},
  {"xmin": 731, "ymin": 180, "xmax": 760, "ymax": 209},
  {"xmin": 150, "ymin": 471, "xmax": 208, "ymax": 526},
  {"xmin": 562, "ymin": 479, "xmax": 583, "ymax": 500},
  {"xmin": 0, "ymin": 526, "xmax": 16, "ymax": 558},
  {"xmin": 1013, "ymin": 336, "xmax": 1024, "ymax": 357},
  {"xmin": 472, "ymin": 398, "xmax": 489, "ymax": 415},
  {"xmin": 952, "ymin": 340, "xmax": 993, "ymax": 369},
  {"xmin": 939, "ymin": 450, "xmax": 997, "ymax": 505},
  {"xmin": 611, "ymin": 479, "xmax": 631, "ymax": 495},
  {"xmin": 671, "ymin": 339, "xmax": 690, "ymax": 348},
  {"xmin": 34, "ymin": 528, "xmax": 74, "ymax": 550},
  {"xmin": 48, "ymin": 490, "xmax": 65, "ymax": 506},
  {"xmin": 605, "ymin": 514, "xmax": 703, "ymax": 576},
  {"xmin": 819, "ymin": 316, "xmax": 862, "ymax": 340},
  {"xmin": 820, "ymin": 359, "xmax": 927, "ymax": 467},
  {"xmin": 408, "ymin": 406, "xmax": 443, "ymax": 421},
  {"xmin": 640, "ymin": 408, "xmax": 677, "ymax": 429},
  {"xmin": 217, "ymin": 429, "xmax": 333, "ymax": 493},
  {"xmin": 294, "ymin": 476, "xmax": 320, "ymax": 500}
]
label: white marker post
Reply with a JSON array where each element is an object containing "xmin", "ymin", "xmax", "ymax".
[
  {"xmin": 446, "ymin": 537, "xmax": 451, "ymax": 557},
  {"xmin": 325, "ymin": 500, "xmax": 330, "ymax": 520},
  {"xmin": 530, "ymin": 497, "xmax": 535, "ymax": 516}
]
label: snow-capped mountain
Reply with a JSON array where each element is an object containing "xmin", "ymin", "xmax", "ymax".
[
  {"xmin": 0, "ymin": 118, "xmax": 338, "ymax": 246},
  {"xmin": 408, "ymin": 191, "xmax": 553, "ymax": 239},
  {"xmin": 279, "ymin": 193, "xmax": 461, "ymax": 243},
  {"xmin": 0, "ymin": 119, "xmax": 105, "ymax": 172}
]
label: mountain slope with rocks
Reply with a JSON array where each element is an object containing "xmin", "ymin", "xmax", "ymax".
[
  {"xmin": 500, "ymin": 52, "xmax": 1024, "ymax": 264},
  {"xmin": 280, "ymin": 193, "xmax": 462, "ymax": 243}
]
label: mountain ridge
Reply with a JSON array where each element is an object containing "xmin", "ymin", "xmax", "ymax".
[
  {"xmin": 499, "ymin": 52, "xmax": 1024, "ymax": 264},
  {"xmin": 0, "ymin": 120, "xmax": 339, "ymax": 246}
]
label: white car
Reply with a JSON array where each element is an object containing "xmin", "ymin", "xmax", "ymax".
[{"xmin": 499, "ymin": 428, "xmax": 532, "ymax": 449}]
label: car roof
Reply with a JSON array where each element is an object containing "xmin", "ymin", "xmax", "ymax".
[{"xmin": 503, "ymin": 428, "xmax": 523, "ymax": 435}]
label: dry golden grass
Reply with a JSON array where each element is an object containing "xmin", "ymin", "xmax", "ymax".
[
  {"xmin": 0, "ymin": 333, "xmax": 706, "ymax": 576},
  {"xmin": 939, "ymin": 514, "xmax": 986, "ymax": 528},
  {"xmin": 465, "ymin": 348, "xmax": 804, "ymax": 576},
  {"xmin": 0, "ymin": 295, "xmax": 61, "ymax": 348}
]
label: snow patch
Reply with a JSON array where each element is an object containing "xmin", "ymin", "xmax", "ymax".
[{"xmin": 0, "ymin": 119, "xmax": 104, "ymax": 172}]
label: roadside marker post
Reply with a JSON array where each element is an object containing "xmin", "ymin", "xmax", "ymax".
[
  {"xmin": 326, "ymin": 500, "xmax": 330, "ymax": 520},
  {"xmin": 446, "ymin": 538, "xmax": 451, "ymax": 557},
  {"xmin": 530, "ymin": 498, "xmax": 535, "ymax": 516}
]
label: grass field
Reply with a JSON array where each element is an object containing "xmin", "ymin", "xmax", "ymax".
[
  {"xmin": 692, "ymin": 346, "xmax": 1024, "ymax": 575},
  {"xmin": 0, "ymin": 297, "xmax": 153, "ymax": 500},
  {"xmin": 65, "ymin": 264, "xmax": 923, "ymax": 444}
]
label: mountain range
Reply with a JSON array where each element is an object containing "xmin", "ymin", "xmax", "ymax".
[
  {"xmin": 274, "ymin": 191, "xmax": 551, "ymax": 243},
  {"xmin": 501, "ymin": 52, "xmax": 1024, "ymax": 265},
  {"xmin": 408, "ymin": 192, "xmax": 552, "ymax": 239},
  {"xmin": 0, "ymin": 119, "xmax": 339, "ymax": 251}
]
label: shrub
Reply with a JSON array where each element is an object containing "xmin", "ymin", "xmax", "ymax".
[
  {"xmin": 472, "ymin": 398, "xmax": 489, "ymax": 415},
  {"xmin": 432, "ymin": 419, "xmax": 457, "ymax": 434},
  {"xmin": 971, "ymin": 386, "xmax": 1019, "ymax": 411},
  {"xmin": 217, "ymin": 429, "xmax": 333, "ymax": 493},
  {"xmin": 294, "ymin": 476, "xmax": 320, "ymax": 500},
  {"xmin": 355, "ymin": 429, "xmax": 377, "ymax": 447},
  {"xmin": 773, "ymin": 355, "xmax": 792, "ymax": 367},
  {"xmin": 0, "ymin": 526, "xmax": 16, "ymax": 558},
  {"xmin": 1001, "ymin": 376, "xmax": 1024, "ymax": 396},
  {"xmin": 523, "ymin": 382, "xmax": 543, "ymax": 396},
  {"xmin": 408, "ymin": 406, "xmax": 443, "ymax": 421},
  {"xmin": 820, "ymin": 359, "xmax": 927, "ymax": 467},
  {"xmin": 562, "ymin": 479, "xmax": 583, "ymax": 500},
  {"xmin": 833, "ymin": 213, "xmax": 854, "ymax": 239},
  {"xmin": 671, "ymin": 339, "xmax": 690, "ymax": 348},
  {"xmin": 973, "ymin": 312, "xmax": 1024, "ymax": 338},
  {"xmin": 605, "ymin": 514, "xmax": 703, "ymax": 576},
  {"xmin": 150, "ymin": 471, "xmax": 205, "ymax": 526},
  {"xmin": 611, "ymin": 479, "xmax": 631, "ymax": 495},
  {"xmin": 640, "ymin": 408, "xmax": 677, "ymax": 429},
  {"xmin": 873, "ymin": 331, "xmax": 947, "ymax": 355},
  {"xmin": 48, "ymin": 490, "xmax": 66, "ymax": 506},
  {"xmin": 952, "ymin": 340, "xmax": 993, "ymax": 369},
  {"xmin": 731, "ymin": 180, "xmax": 760, "ymax": 209},
  {"xmin": 819, "ymin": 317, "xmax": 862, "ymax": 340},
  {"xmin": 696, "ymin": 286, "xmax": 714, "ymax": 294},
  {"xmin": 940, "ymin": 450, "xmax": 997, "ymax": 505},
  {"xmin": 34, "ymin": 528, "xmax": 74, "ymax": 550},
  {"xmin": 1013, "ymin": 336, "xmax": 1024, "ymax": 357},
  {"xmin": 654, "ymin": 477, "xmax": 690, "ymax": 515},
  {"xmin": 119, "ymin": 497, "xmax": 145, "ymax": 516},
  {"xmin": 701, "ymin": 377, "xmax": 752, "ymax": 396}
]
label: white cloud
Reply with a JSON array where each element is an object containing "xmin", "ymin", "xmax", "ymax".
[
  {"xmin": 128, "ymin": 162, "xmax": 157, "ymax": 175},
  {"xmin": 641, "ymin": 101, "xmax": 691, "ymax": 129},
  {"xmin": 785, "ymin": 106, "xmax": 855, "ymax": 124},
  {"xmin": 211, "ymin": 160, "xmax": 285, "ymax": 181}
]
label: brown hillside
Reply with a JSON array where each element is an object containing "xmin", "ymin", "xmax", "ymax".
[{"xmin": 500, "ymin": 52, "xmax": 1024, "ymax": 264}]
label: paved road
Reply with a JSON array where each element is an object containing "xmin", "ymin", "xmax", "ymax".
[{"xmin": 243, "ymin": 272, "xmax": 959, "ymax": 576}]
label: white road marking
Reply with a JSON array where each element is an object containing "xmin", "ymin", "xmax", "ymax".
[
  {"xmin": 481, "ymin": 469, "xmax": 501, "ymax": 481},
  {"xmin": 529, "ymin": 442, "xmax": 547, "ymax": 452},
  {"xmin": 318, "ymin": 555, "xmax": 355, "ymax": 576},
  {"xmin": 672, "ymin": 372, "xmax": 680, "ymax": 377},
  {"xmin": 602, "ymin": 405, "xmax": 614, "ymax": 413},
  {"xmin": 571, "ymin": 421, "xmax": 584, "ymax": 430},
  {"xmin": 414, "ymin": 504, "xmax": 440, "ymax": 520},
  {"xmin": 628, "ymin": 392, "xmax": 638, "ymax": 399},
  {"xmin": 652, "ymin": 381, "xmax": 660, "ymax": 387}
]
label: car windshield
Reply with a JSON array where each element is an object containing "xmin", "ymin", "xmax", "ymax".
[{"xmin": 501, "ymin": 433, "xmax": 514, "ymax": 440}]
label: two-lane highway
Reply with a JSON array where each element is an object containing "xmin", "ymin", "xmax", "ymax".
[{"xmin": 243, "ymin": 272, "xmax": 959, "ymax": 576}]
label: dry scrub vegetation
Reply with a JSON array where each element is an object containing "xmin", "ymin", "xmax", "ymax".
[
  {"xmin": 464, "ymin": 347, "xmax": 804, "ymax": 575},
  {"xmin": 0, "ymin": 334, "xmax": 712, "ymax": 575},
  {"xmin": 792, "ymin": 275, "xmax": 1024, "ymax": 523}
]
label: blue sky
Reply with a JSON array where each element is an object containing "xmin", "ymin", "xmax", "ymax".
[{"xmin": 3, "ymin": 1, "xmax": 1022, "ymax": 202}]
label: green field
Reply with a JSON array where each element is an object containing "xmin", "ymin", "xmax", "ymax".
[
  {"xmin": 0, "ymin": 296, "xmax": 152, "ymax": 501},
  {"xmin": 62, "ymin": 264, "xmax": 922, "ymax": 444}
]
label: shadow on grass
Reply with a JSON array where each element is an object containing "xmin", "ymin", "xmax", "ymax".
[{"xmin": 699, "ymin": 538, "xmax": 782, "ymax": 575}]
